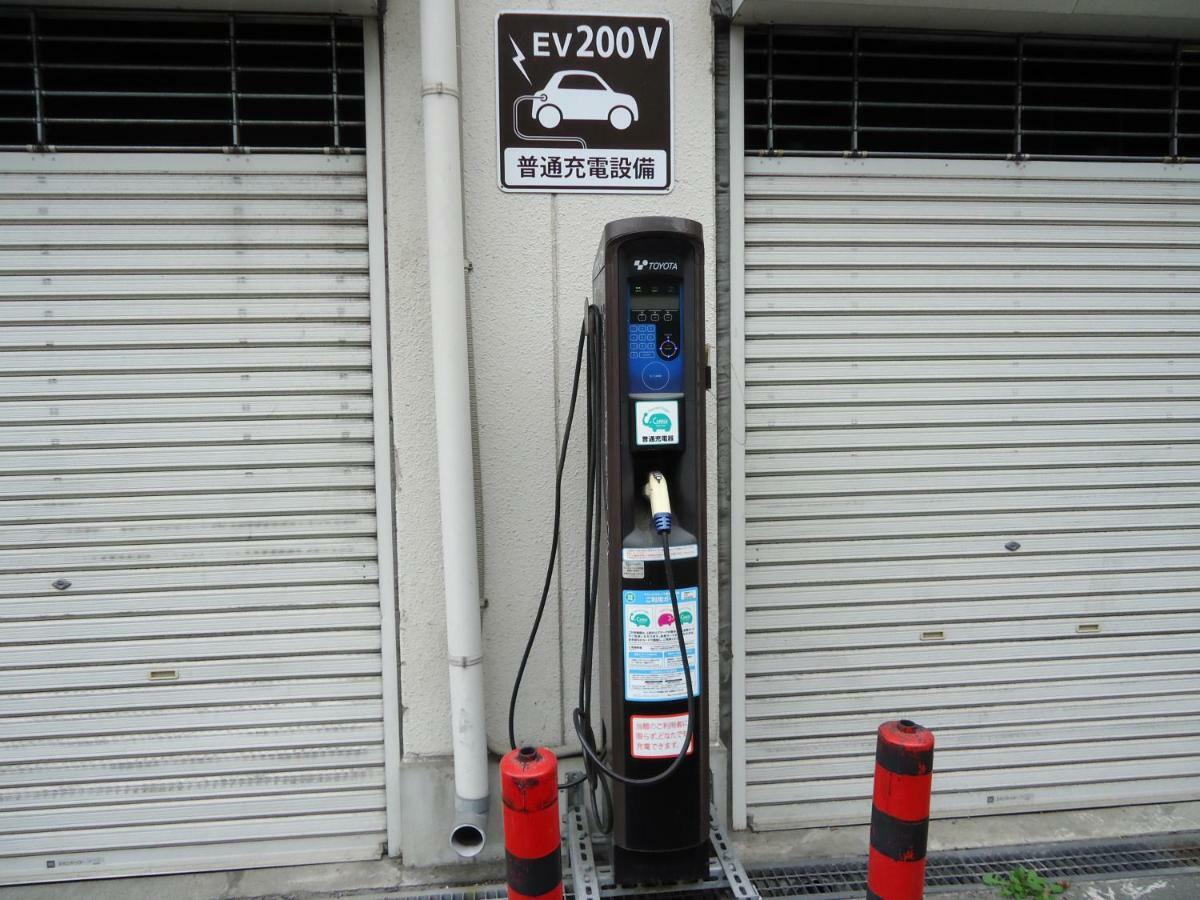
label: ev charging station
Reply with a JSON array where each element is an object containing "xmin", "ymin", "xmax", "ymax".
[
  {"xmin": 595, "ymin": 217, "xmax": 709, "ymax": 884},
  {"xmin": 507, "ymin": 217, "xmax": 757, "ymax": 899}
]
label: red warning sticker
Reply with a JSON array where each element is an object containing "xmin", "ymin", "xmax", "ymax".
[{"xmin": 630, "ymin": 713, "xmax": 695, "ymax": 759}]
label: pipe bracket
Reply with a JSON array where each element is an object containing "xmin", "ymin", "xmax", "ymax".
[{"xmin": 422, "ymin": 81, "xmax": 461, "ymax": 99}]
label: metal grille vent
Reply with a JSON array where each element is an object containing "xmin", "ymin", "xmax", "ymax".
[
  {"xmin": 746, "ymin": 27, "xmax": 1200, "ymax": 160},
  {"xmin": 0, "ymin": 9, "xmax": 364, "ymax": 152},
  {"xmin": 379, "ymin": 832, "xmax": 1200, "ymax": 899},
  {"xmin": 750, "ymin": 833, "xmax": 1200, "ymax": 898}
]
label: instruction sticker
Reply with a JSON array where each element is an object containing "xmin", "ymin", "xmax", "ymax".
[
  {"xmin": 630, "ymin": 713, "xmax": 694, "ymax": 759},
  {"xmin": 622, "ymin": 587, "xmax": 700, "ymax": 702},
  {"xmin": 622, "ymin": 559, "xmax": 645, "ymax": 579},
  {"xmin": 622, "ymin": 543, "xmax": 697, "ymax": 562}
]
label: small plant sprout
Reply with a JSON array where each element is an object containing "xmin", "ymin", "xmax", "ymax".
[{"xmin": 982, "ymin": 867, "xmax": 1069, "ymax": 899}]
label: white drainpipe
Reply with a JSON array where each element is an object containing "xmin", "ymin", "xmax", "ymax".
[{"xmin": 419, "ymin": 0, "xmax": 489, "ymax": 858}]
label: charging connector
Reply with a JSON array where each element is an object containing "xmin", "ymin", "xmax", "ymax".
[{"xmin": 644, "ymin": 471, "xmax": 673, "ymax": 534}]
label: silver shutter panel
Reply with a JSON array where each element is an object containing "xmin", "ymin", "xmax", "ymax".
[
  {"xmin": 0, "ymin": 153, "xmax": 387, "ymax": 881},
  {"xmin": 739, "ymin": 156, "xmax": 1200, "ymax": 831}
]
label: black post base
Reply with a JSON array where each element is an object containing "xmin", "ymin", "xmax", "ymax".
[{"xmin": 613, "ymin": 841, "xmax": 710, "ymax": 886}]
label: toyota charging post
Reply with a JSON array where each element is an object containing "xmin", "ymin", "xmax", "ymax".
[
  {"xmin": 593, "ymin": 217, "xmax": 708, "ymax": 884},
  {"xmin": 507, "ymin": 217, "xmax": 708, "ymax": 890}
]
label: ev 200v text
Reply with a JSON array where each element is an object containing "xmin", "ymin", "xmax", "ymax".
[{"xmin": 531, "ymin": 25, "xmax": 665, "ymax": 61}]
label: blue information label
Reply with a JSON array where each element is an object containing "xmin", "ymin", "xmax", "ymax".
[{"xmin": 622, "ymin": 587, "xmax": 700, "ymax": 702}]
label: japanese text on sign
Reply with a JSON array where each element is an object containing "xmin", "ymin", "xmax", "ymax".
[
  {"xmin": 496, "ymin": 13, "xmax": 673, "ymax": 193},
  {"xmin": 630, "ymin": 713, "xmax": 695, "ymax": 759},
  {"xmin": 622, "ymin": 587, "xmax": 700, "ymax": 702}
]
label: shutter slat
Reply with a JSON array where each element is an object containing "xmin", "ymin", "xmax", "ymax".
[
  {"xmin": 0, "ymin": 152, "xmax": 386, "ymax": 879},
  {"xmin": 740, "ymin": 157, "xmax": 1200, "ymax": 827}
]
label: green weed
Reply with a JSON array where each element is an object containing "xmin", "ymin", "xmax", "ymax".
[{"xmin": 982, "ymin": 867, "xmax": 1069, "ymax": 899}]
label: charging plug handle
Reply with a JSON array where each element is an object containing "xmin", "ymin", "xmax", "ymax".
[{"xmin": 644, "ymin": 471, "xmax": 673, "ymax": 534}]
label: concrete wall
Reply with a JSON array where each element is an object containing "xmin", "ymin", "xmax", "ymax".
[{"xmin": 382, "ymin": 0, "xmax": 718, "ymax": 865}]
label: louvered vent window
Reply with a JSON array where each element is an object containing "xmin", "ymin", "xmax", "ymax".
[
  {"xmin": 0, "ymin": 9, "xmax": 365, "ymax": 151},
  {"xmin": 746, "ymin": 27, "xmax": 1200, "ymax": 160}
]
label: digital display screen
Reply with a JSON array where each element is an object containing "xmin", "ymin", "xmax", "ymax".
[
  {"xmin": 630, "ymin": 280, "xmax": 680, "ymax": 309},
  {"xmin": 631, "ymin": 292, "xmax": 680, "ymax": 312}
]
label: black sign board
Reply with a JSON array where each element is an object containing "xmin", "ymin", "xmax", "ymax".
[{"xmin": 495, "ymin": 12, "xmax": 673, "ymax": 193}]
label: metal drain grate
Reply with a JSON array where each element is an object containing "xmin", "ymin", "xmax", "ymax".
[
  {"xmin": 383, "ymin": 879, "xmax": 739, "ymax": 899},
  {"xmin": 750, "ymin": 832, "xmax": 1200, "ymax": 898},
  {"xmin": 369, "ymin": 832, "xmax": 1200, "ymax": 900},
  {"xmin": 385, "ymin": 888, "xmax": 733, "ymax": 900},
  {"xmin": 380, "ymin": 889, "xmax": 509, "ymax": 900}
]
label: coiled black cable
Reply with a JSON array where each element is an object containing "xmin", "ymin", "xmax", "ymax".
[
  {"xmin": 572, "ymin": 530, "xmax": 695, "ymax": 787},
  {"xmin": 508, "ymin": 304, "xmax": 697, "ymax": 822}
]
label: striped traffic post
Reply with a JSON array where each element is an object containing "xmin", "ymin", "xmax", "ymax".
[
  {"xmin": 867, "ymin": 719, "xmax": 935, "ymax": 900},
  {"xmin": 501, "ymin": 746, "xmax": 563, "ymax": 900}
]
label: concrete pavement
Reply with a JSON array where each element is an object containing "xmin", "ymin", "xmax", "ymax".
[{"xmin": 1, "ymin": 801, "xmax": 1197, "ymax": 900}]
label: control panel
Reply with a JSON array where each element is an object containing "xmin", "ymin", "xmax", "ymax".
[{"xmin": 627, "ymin": 279, "xmax": 683, "ymax": 394}]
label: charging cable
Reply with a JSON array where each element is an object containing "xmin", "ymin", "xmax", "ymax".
[
  {"xmin": 512, "ymin": 95, "xmax": 587, "ymax": 148},
  {"xmin": 572, "ymin": 472, "xmax": 697, "ymax": 787},
  {"xmin": 508, "ymin": 306, "xmax": 697, "ymax": 798}
]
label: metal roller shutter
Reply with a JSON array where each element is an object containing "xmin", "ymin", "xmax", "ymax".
[
  {"xmin": 734, "ymin": 156, "xmax": 1200, "ymax": 830},
  {"xmin": 0, "ymin": 153, "xmax": 389, "ymax": 881}
]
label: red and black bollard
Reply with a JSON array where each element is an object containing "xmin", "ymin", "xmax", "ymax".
[
  {"xmin": 500, "ymin": 746, "xmax": 563, "ymax": 900},
  {"xmin": 867, "ymin": 720, "xmax": 935, "ymax": 900}
]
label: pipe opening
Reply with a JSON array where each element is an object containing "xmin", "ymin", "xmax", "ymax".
[
  {"xmin": 519, "ymin": 746, "xmax": 538, "ymax": 761},
  {"xmin": 450, "ymin": 821, "xmax": 486, "ymax": 858},
  {"xmin": 898, "ymin": 719, "xmax": 918, "ymax": 732}
]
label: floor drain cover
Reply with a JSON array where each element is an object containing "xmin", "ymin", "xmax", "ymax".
[
  {"xmin": 750, "ymin": 832, "xmax": 1200, "ymax": 898},
  {"xmin": 372, "ymin": 832, "xmax": 1200, "ymax": 900},
  {"xmin": 384, "ymin": 890, "xmax": 509, "ymax": 900}
]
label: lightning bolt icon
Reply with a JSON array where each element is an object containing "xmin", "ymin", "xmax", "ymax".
[{"xmin": 509, "ymin": 35, "xmax": 532, "ymax": 86}]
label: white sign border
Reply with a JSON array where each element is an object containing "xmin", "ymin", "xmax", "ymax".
[
  {"xmin": 494, "ymin": 10, "xmax": 675, "ymax": 195},
  {"xmin": 633, "ymin": 398, "xmax": 681, "ymax": 447}
]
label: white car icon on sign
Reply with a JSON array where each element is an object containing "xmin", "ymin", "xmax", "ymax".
[{"xmin": 531, "ymin": 70, "xmax": 640, "ymax": 131}]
